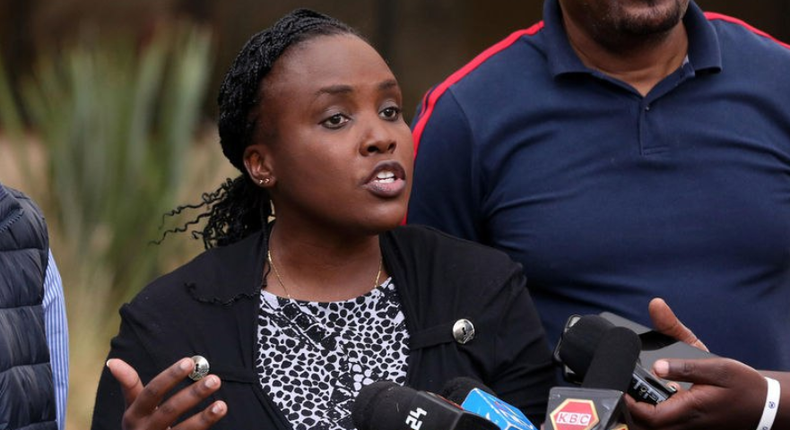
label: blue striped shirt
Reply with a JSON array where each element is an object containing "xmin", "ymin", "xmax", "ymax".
[{"xmin": 43, "ymin": 250, "xmax": 69, "ymax": 430}]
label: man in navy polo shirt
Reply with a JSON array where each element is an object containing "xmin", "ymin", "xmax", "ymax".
[{"xmin": 409, "ymin": 0, "xmax": 790, "ymax": 428}]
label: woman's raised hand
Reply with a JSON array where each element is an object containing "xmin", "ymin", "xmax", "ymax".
[{"xmin": 106, "ymin": 357, "xmax": 227, "ymax": 430}]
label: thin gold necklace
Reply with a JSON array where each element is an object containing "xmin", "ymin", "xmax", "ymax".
[{"xmin": 266, "ymin": 249, "xmax": 383, "ymax": 300}]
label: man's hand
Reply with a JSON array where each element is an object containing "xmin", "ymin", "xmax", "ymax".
[
  {"xmin": 648, "ymin": 297, "xmax": 708, "ymax": 352},
  {"xmin": 627, "ymin": 357, "xmax": 765, "ymax": 430}
]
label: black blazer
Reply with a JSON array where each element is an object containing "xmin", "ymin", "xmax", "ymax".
[{"xmin": 91, "ymin": 225, "xmax": 556, "ymax": 429}]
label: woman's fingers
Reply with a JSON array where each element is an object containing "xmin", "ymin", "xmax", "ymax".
[
  {"xmin": 147, "ymin": 374, "xmax": 223, "ymax": 427},
  {"xmin": 124, "ymin": 357, "xmax": 196, "ymax": 419},
  {"xmin": 173, "ymin": 401, "xmax": 228, "ymax": 430},
  {"xmin": 106, "ymin": 358, "xmax": 147, "ymax": 407},
  {"xmin": 107, "ymin": 357, "xmax": 226, "ymax": 430}
]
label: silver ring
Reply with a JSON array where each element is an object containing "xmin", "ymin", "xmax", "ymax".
[{"xmin": 188, "ymin": 355, "xmax": 210, "ymax": 381}]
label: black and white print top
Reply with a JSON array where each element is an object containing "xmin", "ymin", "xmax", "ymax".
[{"xmin": 256, "ymin": 278, "xmax": 410, "ymax": 430}]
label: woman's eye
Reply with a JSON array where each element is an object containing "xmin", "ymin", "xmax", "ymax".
[
  {"xmin": 322, "ymin": 114, "xmax": 349, "ymax": 129},
  {"xmin": 380, "ymin": 106, "xmax": 401, "ymax": 120}
]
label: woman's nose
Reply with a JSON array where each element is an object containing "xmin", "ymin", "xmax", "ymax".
[{"xmin": 360, "ymin": 121, "xmax": 397, "ymax": 155}]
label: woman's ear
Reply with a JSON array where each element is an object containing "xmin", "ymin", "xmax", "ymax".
[{"xmin": 243, "ymin": 144, "xmax": 275, "ymax": 187}]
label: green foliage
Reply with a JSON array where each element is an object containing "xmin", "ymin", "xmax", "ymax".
[
  {"xmin": 0, "ymin": 21, "xmax": 215, "ymax": 317},
  {"xmin": 0, "ymin": 23, "xmax": 227, "ymax": 428}
]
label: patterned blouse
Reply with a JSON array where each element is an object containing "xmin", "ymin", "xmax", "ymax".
[{"xmin": 256, "ymin": 278, "xmax": 409, "ymax": 430}]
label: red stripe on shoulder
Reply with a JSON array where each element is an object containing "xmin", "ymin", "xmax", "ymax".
[
  {"xmin": 704, "ymin": 12, "xmax": 790, "ymax": 50},
  {"xmin": 411, "ymin": 21, "xmax": 545, "ymax": 156}
]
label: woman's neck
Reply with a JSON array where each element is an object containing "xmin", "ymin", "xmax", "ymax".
[{"xmin": 265, "ymin": 221, "xmax": 387, "ymax": 302}]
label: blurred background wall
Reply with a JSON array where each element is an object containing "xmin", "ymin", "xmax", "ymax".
[
  {"xmin": 0, "ymin": 1, "xmax": 787, "ymax": 429},
  {"xmin": 3, "ymin": 0, "xmax": 788, "ymax": 122}
]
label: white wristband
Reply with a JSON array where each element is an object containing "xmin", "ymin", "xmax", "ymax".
[{"xmin": 757, "ymin": 376, "xmax": 781, "ymax": 430}]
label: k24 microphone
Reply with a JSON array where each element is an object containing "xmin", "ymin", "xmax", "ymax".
[
  {"xmin": 545, "ymin": 326, "xmax": 640, "ymax": 430},
  {"xmin": 441, "ymin": 377, "xmax": 537, "ymax": 430},
  {"xmin": 351, "ymin": 380, "xmax": 498, "ymax": 430}
]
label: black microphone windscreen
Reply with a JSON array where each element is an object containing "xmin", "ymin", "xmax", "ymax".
[
  {"xmin": 440, "ymin": 377, "xmax": 496, "ymax": 404},
  {"xmin": 581, "ymin": 326, "xmax": 641, "ymax": 392},
  {"xmin": 558, "ymin": 314, "xmax": 615, "ymax": 377},
  {"xmin": 351, "ymin": 381, "xmax": 401, "ymax": 430}
]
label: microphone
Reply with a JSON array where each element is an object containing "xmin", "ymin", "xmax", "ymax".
[
  {"xmin": 545, "ymin": 326, "xmax": 641, "ymax": 430},
  {"xmin": 555, "ymin": 314, "xmax": 613, "ymax": 382},
  {"xmin": 580, "ymin": 326, "xmax": 641, "ymax": 391},
  {"xmin": 441, "ymin": 377, "xmax": 538, "ymax": 430},
  {"xmin": 556, "ymin": 315, "xmax": 677, "ymax": 404},
  {"xmin": 351, "ymin": 380, "xmax": 499, "ymax": 430}
]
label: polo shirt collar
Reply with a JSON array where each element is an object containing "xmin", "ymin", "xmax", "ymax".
[
  {"xmin": 543, "ymin": 0, "xmax": 722, "ymax": 77},
  {"xmin": 683, "ymin": 2, "xmax": 722, "ymax": 72},
  {"xmin": 543, "ymin": 0, "xmax": 587, "ymax": 76}
]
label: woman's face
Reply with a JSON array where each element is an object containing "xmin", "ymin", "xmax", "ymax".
[{"xmin": 249, "ymin": 34, "xmax": 414, "ymax": 237}]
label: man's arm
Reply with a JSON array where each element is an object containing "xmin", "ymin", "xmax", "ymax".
[{"xmin": 408, "ymin": 89, "xmax": 484, "ymax": 242}]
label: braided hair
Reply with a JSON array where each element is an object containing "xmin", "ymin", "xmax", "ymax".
[{"xmin": 167, "ymin": 9, "xmax": 360, "ymax": 249}]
